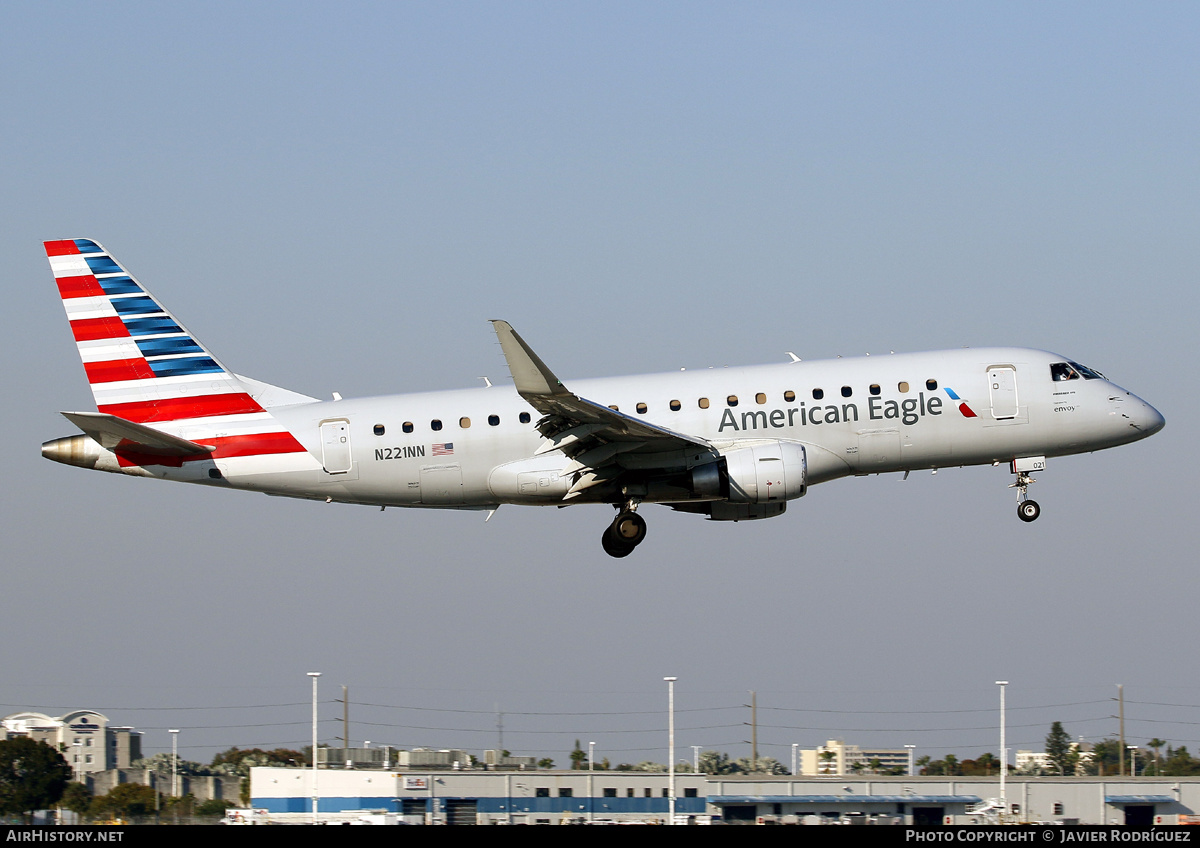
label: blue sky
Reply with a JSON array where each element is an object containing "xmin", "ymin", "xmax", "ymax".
[{"xmin": 1, "ymin": 2, "xmax": 1196, "ymax": 767}]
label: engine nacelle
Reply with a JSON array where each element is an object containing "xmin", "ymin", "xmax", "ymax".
[{"xmin": 691, "ymin": 441, "xmax": 807, "ymax": 505}]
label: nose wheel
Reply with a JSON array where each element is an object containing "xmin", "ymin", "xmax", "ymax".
[
  {"xmin": 1017, "ymin": 499, "xmax": 1041, "ymax": 522},
  {"xmin": 601, "ymin": 507, "xmax": 647, "ymax": 558}
]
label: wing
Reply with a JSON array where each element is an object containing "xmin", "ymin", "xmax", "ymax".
[{"xmin": 490, "ymin": 320, "xmax": 714, "ymax": 501}]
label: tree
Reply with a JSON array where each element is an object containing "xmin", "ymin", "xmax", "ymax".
[
  {"xmin": 569, "ymin": 740, "xmax": 587, "ymax": 770},
  {"xmin": 696, "ymin": 751, "xmax": 737, "ymax": 775},
  {"xmin": 0, "ymin": 738, "xmax": 73, "ymax": 822},
  {"xmin": 90, "ymin": 783, "xmax": 158, "ymax": 820},
  {"xmin": 60, "ymin": 782, "xmax": 93, "ymax": 819},
  {"xmin": 208, "ymin": 747, "xmax": 307, "ymax": 777},
  {"xmin": 1147, "ymin": 739, "xmax": 1167, "ymax": 776},
  {"xmin": 734, "ymin": 756, "xmax": 787, "ymax": 775},
  {"xmin": 1045, "ymin": 721, "xmax": 1074, "ymax": 775},
  {"xmin": 1083, "ymin": 738, "xmax": 1123, "ymax": 776}
]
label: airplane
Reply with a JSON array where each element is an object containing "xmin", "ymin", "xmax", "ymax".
[{"xmin": 41, "ymin": 238, "xmax": 1165, "ymax": 557}]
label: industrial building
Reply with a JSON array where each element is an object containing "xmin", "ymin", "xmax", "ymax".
[{"xmin": 248, "ymin": 767, "xmax": 1200, "ymax": 825}]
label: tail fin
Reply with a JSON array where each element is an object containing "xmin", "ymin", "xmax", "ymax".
[{"xmin": 45, "ymin": 238, "xmax": 315, "ymax": 469}]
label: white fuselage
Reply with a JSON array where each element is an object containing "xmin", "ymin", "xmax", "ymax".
[{"xmin": 161, "ymin": 346, "xmax": 1161, "ymax": 509}]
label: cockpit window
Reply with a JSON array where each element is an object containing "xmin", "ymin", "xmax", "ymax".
[
  {"xmin": 1051, "ymin": 362, "xmax": 1080, "ymax": 381},
  {"xmin": 1069, "ymin": 360, "xmax": 1105, "ymax": 380},
  {"xmin": 1052, "ymin": 361, "xmax": 1105, "ymax": 381}
]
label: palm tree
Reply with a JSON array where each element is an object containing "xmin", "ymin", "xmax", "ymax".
[{"xmin": 1147, "ymin": 739, "xmax": 1167, "ymax": 776}]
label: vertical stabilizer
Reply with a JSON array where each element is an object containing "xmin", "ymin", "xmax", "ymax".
[{"xmin": 45, "ymin": 238, "xmax": 313, "ymax": 470}]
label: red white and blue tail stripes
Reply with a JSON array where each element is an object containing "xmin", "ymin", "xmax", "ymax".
[{"xmin": 46, "ymin": 238, "xmax": 313, "ymax": 469}]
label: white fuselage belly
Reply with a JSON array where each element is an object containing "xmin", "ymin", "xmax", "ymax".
[{"xmin": 183, "ymin": 346, "xmax": 1158, "ymax": 509}]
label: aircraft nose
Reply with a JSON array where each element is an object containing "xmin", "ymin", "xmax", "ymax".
[{"xmin": 1138, "ymin": 400, "xmax": 1165, "ymax": 436}]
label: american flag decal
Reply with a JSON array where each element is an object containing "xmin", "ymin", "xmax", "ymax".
[{"xmin": 432, "ymin": 443, "xmax": 454, "ymax": 456}]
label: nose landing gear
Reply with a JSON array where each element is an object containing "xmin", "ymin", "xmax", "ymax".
[
  {"xmin": 1009, "ymin": 457, "xmax": 1045, "ymax": 523},
  {"xmin": 601, "ymin": 504, "xmax": 647, "ymax": 558}
]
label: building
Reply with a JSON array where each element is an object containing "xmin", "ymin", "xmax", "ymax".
[
  {"xmin": 799, "ymin": 740, "xmax": 910, "ymax": 776},
  {"xmin": 1, "ymin": 710, "xmax": 141, "ymax": 775},
  {"xmin": 247, "ymin": 768, "xmax": 1200, "ymax": 825}
]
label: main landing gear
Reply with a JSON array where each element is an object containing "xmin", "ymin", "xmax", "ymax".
[{"xmin": 601, "ymin": 503, "xmax": 647, "ymax": 558}]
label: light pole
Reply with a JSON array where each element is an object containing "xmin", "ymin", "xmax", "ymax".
[
  {"xmin": 664, "ymin": 677, "xmax": 677, "ymax": 825},
  {"xmin": 169, "ymin": 729, "xmax": 179, "ymax": 798},
  {"xmin": 588, "ymin": 741, "xmax": 595, "ymax": 823},
  {"xmin": 905, "ymin": 744, "xmax": 916, "ymax": 777},
  {"xmin": 309, "ymin": 672, "xmax": 321, "ymax": 825},
  {"xmin": 996, "ymin": 681, "xmax": 1008, "ymax": 818}
]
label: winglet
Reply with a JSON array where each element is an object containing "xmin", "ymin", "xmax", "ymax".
[{"xmin": 490, "ymin": 320, "xmax": 571, "ymax": 399}]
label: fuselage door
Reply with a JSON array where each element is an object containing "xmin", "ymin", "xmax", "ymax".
[
  {"xmin": 320, "ymin": 419, "xmax": 353, "ymax": 474},
  {"xmin": 987, "ymin": 366, "xmax": 1019, "ymax": 420},
  {"xmin": 421, "ymin": 464, "xmax": 465, "ymax": 504}
]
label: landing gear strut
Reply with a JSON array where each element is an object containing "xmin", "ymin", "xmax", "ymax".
[{"xmin": 601, "ymin": 504, "xmax": 647, "ymax": 558}]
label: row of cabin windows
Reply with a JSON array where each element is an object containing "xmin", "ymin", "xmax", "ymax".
[
  {"xmin": 369, "ymin": 379, "xmax": 944, "ymax": 434},
  {"xmin": 608, "ymin": 380, "xmax": 940, "ymax": 414},
  {"xmin": 372, "ymin": 411, "xmax": 532, "ymax": 437}
]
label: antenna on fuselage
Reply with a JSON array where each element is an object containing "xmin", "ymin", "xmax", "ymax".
[{"xmin": 479, "ymin": 376, "xmax": 493, "ymax": 388}]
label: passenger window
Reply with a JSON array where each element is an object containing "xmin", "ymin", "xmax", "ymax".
[
  {"xmin": 926, "ymin": 379, "xmax": 938, "ymax": 391},
  {"xmin": 698, "ymin": 397, "xmax": 710, "ymax": 409},
  {"xmin": 812, "ymin": 388, "xmax": 824, "ymax": 400},
  {"xmin": 869, "ymin": 384, "xmax": 880, "ymax": 396},
  {"xmin": 898, "ymin": 382, "xmax": 909, "ymax": 393},
  {"xmin": 519, "ymin": 412, "xmax": 531, "ymax": 424},
  {"xmin": 459, "ymin": 417, "xmax": 471, "ymax": 428},
  {"xmin": 783, "ymin": 391, "xmax": 795, "ymax": 402},
  {"xmin": 841, "ymin": 386, "xmax": 852, "ymax": 398},
  {"xmin": 636, "ymin": 402, "xmax": 648, "ymax": 414},
  {"xmin": 402, "ymin": 422, "xmax": 414, "ymax": 434},
  {"xmin": 755, "ymin": 393, "xmax": 766, "ymax": 405},
  {"xmin": 488, "ymin": 415, "xmax": 500, "ymax": 426},
  {"xmin": 373, "ymin": 424, "xmax": 385, "ymax": 436},
  {"xmin": 430, "ymin": 419, "xmax": 442, "ymax": 431},
  {"xmin": 669, "ymin": 399, "xmax": 681, "ymax": 411},
  {"xmin": 727, "ymin": 395, "xmax": 738, "ymax": 407}
]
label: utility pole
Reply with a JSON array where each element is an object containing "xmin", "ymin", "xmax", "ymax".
[
  {"xmin": 750, "ymin": 690, "xmax": 758, "ymax": 770},
  {"xmin": 1118, "ymin": 684, "xmax": 1126, "ymax": 776}
]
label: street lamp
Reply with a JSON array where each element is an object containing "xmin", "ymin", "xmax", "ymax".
[
  {"xmin": 169, "ymin": 730, "xmax": 180, "ymax": 798},
  {"xmin": 588, "ymin": 742, "xmax": 595, "ymax": 823},
  {"xmin": 996, "ymin": 681, "xmax": 1009, "ymax": 818},
  {"xmin": 308, "ymin": 672, "xmax": 321, "ymax": 825},
  {"xmin": 664, "ymin": 677, "xmax": 677, "ymax": 825}
]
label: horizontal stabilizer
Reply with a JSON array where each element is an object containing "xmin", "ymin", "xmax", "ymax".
[{"xmin": 61, "ymin": 411, "xmax": 215, "ymax": 456}]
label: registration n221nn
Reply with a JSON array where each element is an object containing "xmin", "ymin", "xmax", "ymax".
[{"xmin": 42, "ymin": 239, "xmax": 1165, "ymax": 557}]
